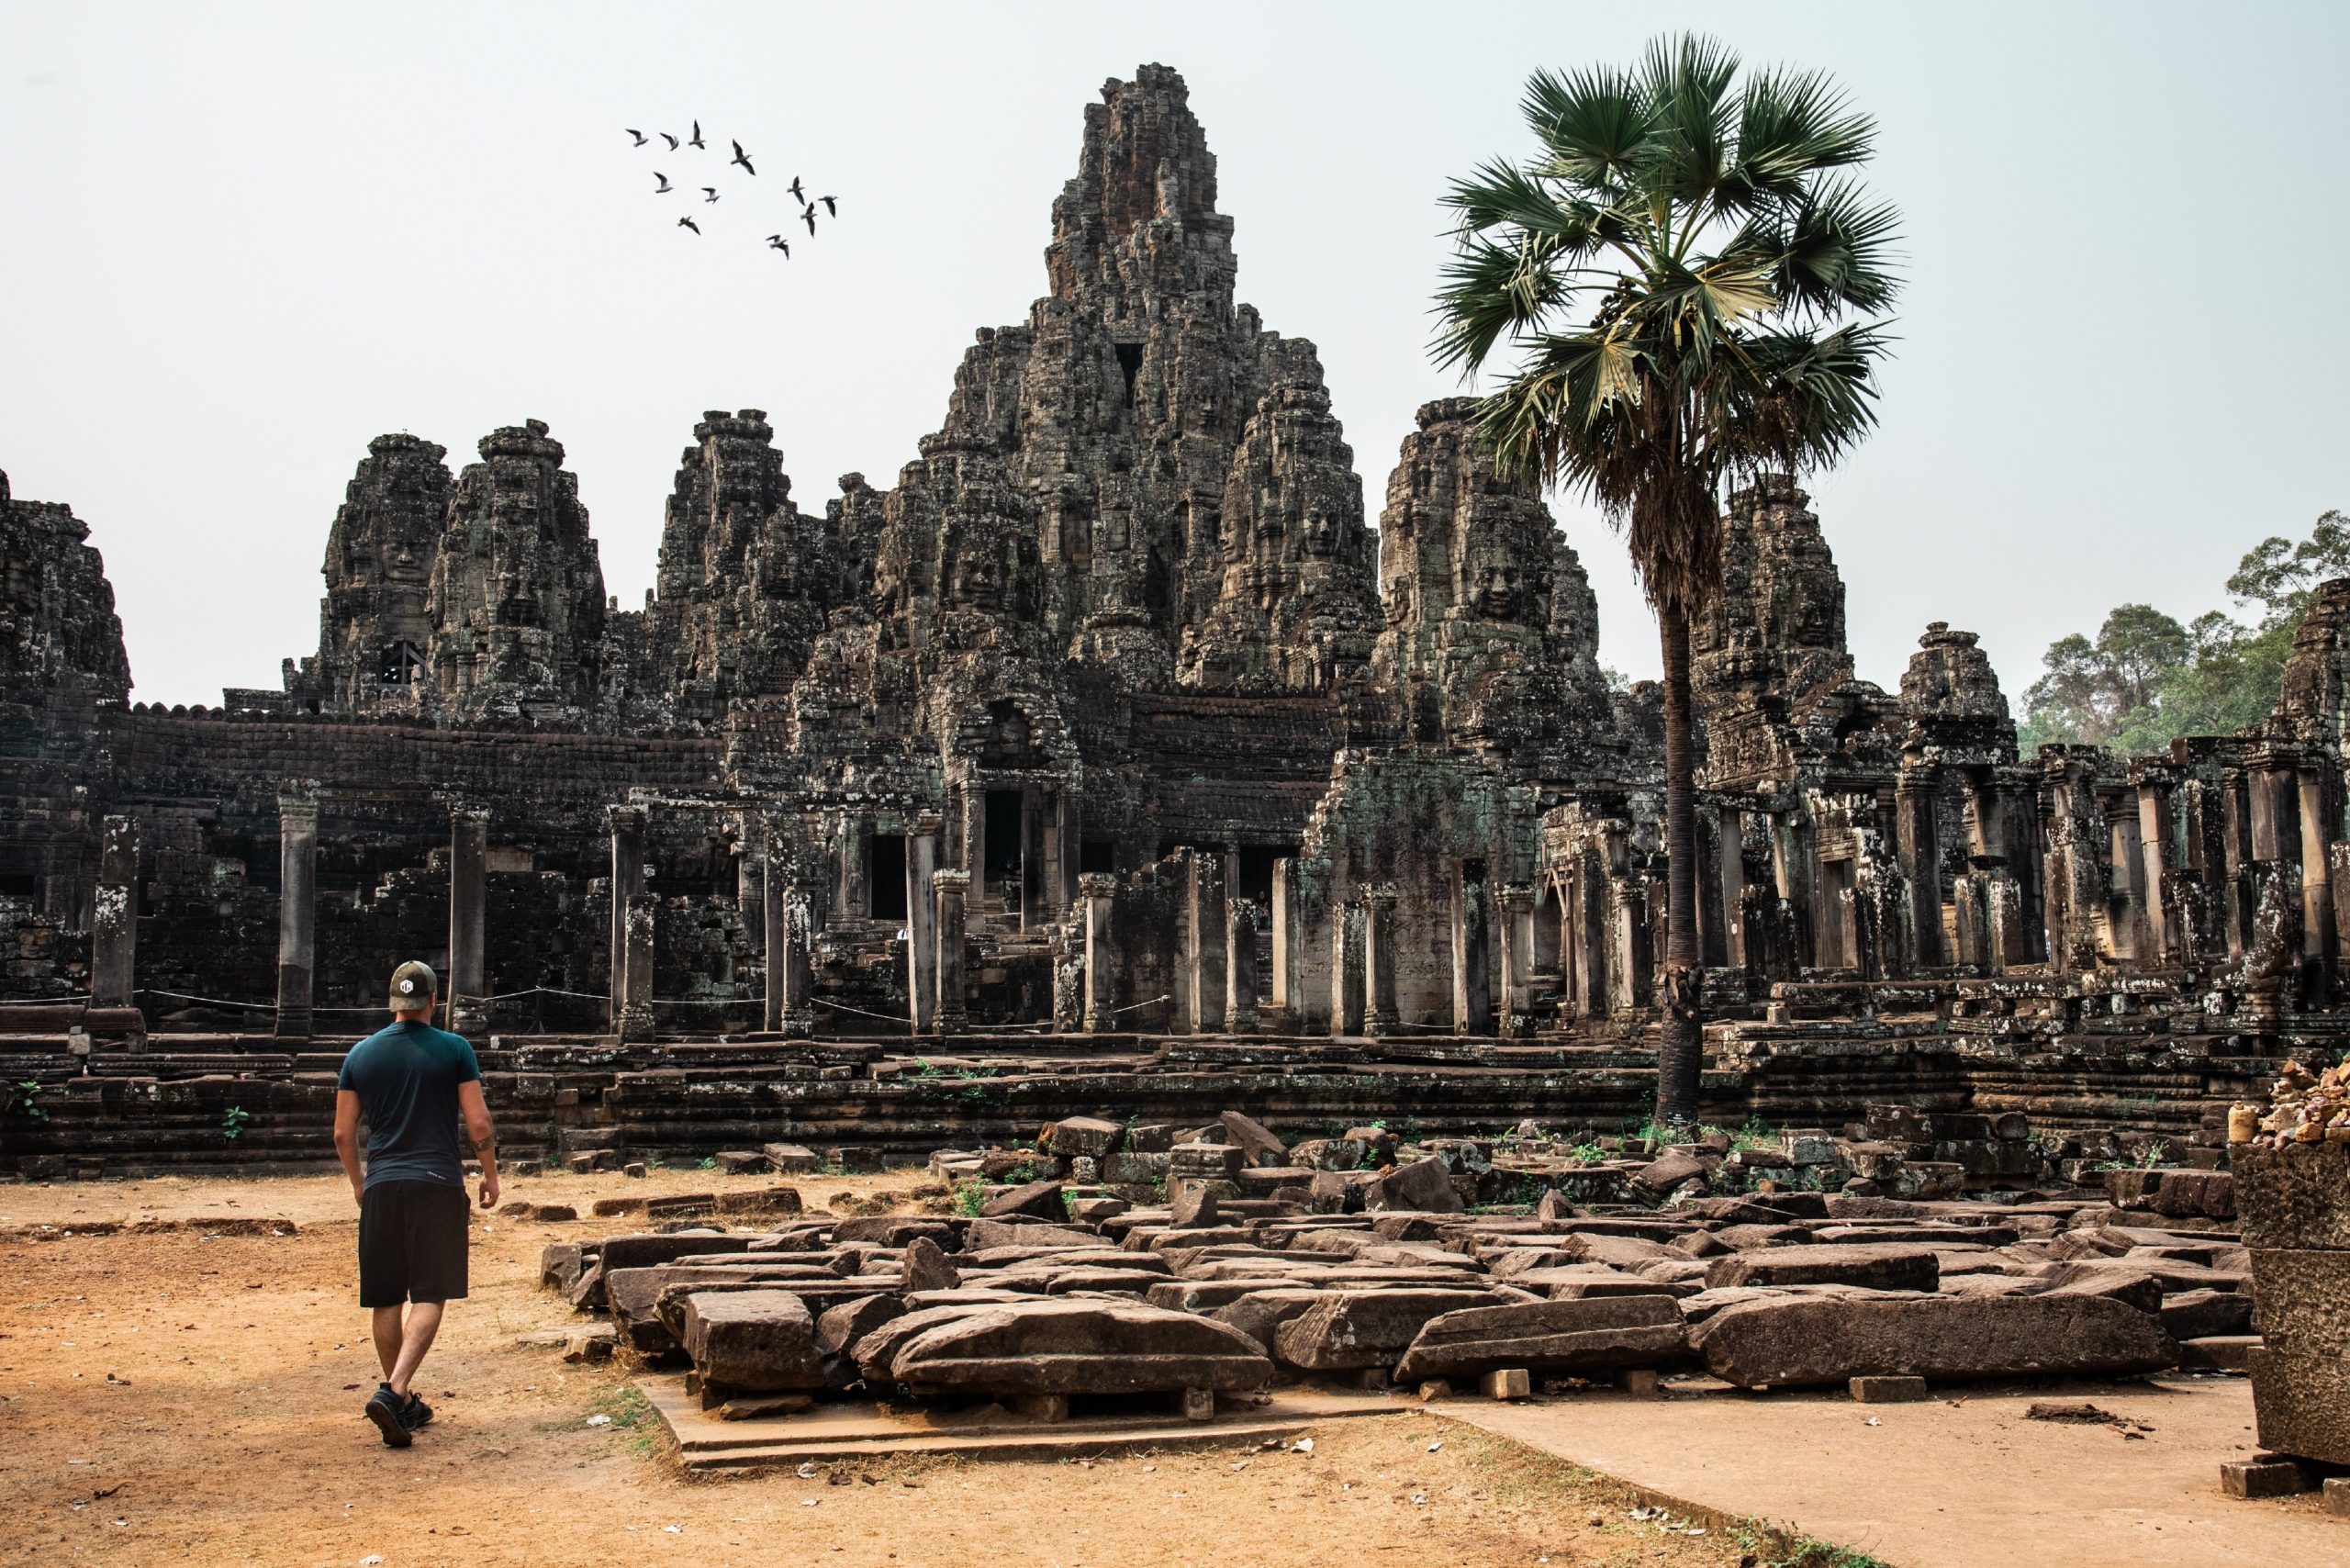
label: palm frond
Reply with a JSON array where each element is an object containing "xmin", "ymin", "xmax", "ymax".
[
  {"xmin": 1430, "ymin": 235, "xmax": 1575, "ymax": 373},
  {"xmin": 1728, "ymin": 66, "xmax": 1874, "ymax": 202},
  {"xmin": 1770, "ymin": 175, "xmax": 1902, "ymax": 315},
  {"xmin": 1639, "ymin": 33, "xmax": 1740, "ymax": 209},
  {"xmin": 1521, "ymin": 64, "xmax": 1654, "ymax": 187}
]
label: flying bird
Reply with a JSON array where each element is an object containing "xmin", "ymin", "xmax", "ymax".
[
  {"xmin": 788, "ymin": 175, "xmax": 805, "ymax": 203},
  {"xmin": 688, "ymin": 119, "xmax": 705, "ymax": 150},
  {"xmin": 662, "ymin": 131, "xmax": 679, "ymax": 151},
  {"xmin": 800, "ymin": 206, "xmax": 817, "ymax": 236},
  {"xmin": 702, "ymin": 186, "xmax": 720, "ymax": 202},
  {"xmin": 730, "ymin": 139, "xmax": 755, "ymax": 175},
  {"xmin": 677, "ymin": 216, "xmax": 700, "ymax": 234},
  {"xmin": 653, "ymin": 171, "xmax": 672, "ymax": 193},
  {"xmin": 820, "ymin": 195, "xmax": 836, "ymax": 217},
  {"xmin": 767, "ymin": 235, "xmax": 790, "ymax": 256},
  {"xmin": 625, "ymin": 128, "xmax": 648, "ymax": 146}
]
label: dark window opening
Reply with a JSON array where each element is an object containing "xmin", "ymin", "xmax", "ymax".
[
  {"xmin": 1080, "ymin": 839, "xmax": 1117, "ymax": 875},
  {"xmin": 984, "ymin": 790, "xmax": 1025, "ymax": 900},
  {"xmin": 1236, "ymin": 846, "xmax": 1279, "ymax": 907},
  {"xmin": 377, "ymin": 640, "xmax": 425, "ymax": 686},
  {"xmin": 868, "ymin": 834, "xmax": 907, "ymax": 920},
  {"xmin": 1461, "ymin": 857, "xmax": 1488, "ymax": 885},
  {"xmin": 1114, "ymin": 342, "xmax": 1143, "ymax": 406}
]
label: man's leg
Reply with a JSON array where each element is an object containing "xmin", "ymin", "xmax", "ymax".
[
  {"xmin": 386, "ymin": 1300, "xmax": 444, "ymax": 1398},
  {"xmin": 371, "ymin": 1305, "xmax": 406, "ymax": 1382}
]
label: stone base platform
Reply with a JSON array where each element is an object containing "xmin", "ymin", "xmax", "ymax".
[{"xmin": 642, "ymin": 1377, "xmax": 1403, "ymax": 1470}]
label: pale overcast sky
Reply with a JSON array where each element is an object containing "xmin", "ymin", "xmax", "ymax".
[{"xmin": 4, "ymin": 2, "xmax": 2344, "ymax": 708}]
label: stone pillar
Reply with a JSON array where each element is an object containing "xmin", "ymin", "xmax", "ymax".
[
  {"xmin": 1606, "ymin": 878, "xmax": 1649, "ymax": 1014},
  {"xmin": 1716, "ymin": 805, "xmax": 1748, "ymax": 971},
  {"xmin": 1573, "ymin": 857, "xmax": 1610, "ymax": 1019},
  {"xmin": 735, "ymin": 813, "xmax": 765, "ymax": 955},
  {"xmin": 1896, "ymin": 771, "xmax": 1944, "ymax": 968},
  {"xmin": 1269, "ymin": 857, "xmax": 1302, "ymax": 1030},
  {"xmin": 618, "ymin": 891, "xmax": 656, "ymax": 1041},
  {"xmin": 1184, "ymin": 851, "xmax": 1226, "ymax": 1034},
  {"xmin": 1052, "ymin": 787, "xmax": 1080, "ymax": 916},
  {"xmin": 841, "ymin": 813, "xmax": 871, "ymax": 919},
  {"xmin": 1079, "ymin": 872, "xmax": 1116, "ymax": 1033},
  {"xmin": 1692, "ymin": 809, "xmax": 1729, "ymax": 970},
  {"xmin": 607, "ymin": 805, "xmax": 647, "ymax": 1027},
  {"xmin": 1360, "ymin": 881, "xmax": 1398, "ymax": 1036},
  {"xmin": 781, "ymin": 879, "xmax": 817, "ymax": 1038},
  {"xmin": 448, "ymin": 804, "xmax": 488, "ymax": 1035},
  {"xmin": 92, "ymin": 815, "xmax": 138, "ymax": 1009},
  {"xmin": 2109, "ymin": 796, "xmax": 2149, "ymax": 963},
  {"xmin": 959, "ymin": 785, "xmax": 985, "ymax": 886},
  {"xmin": 1451, "ymin": 860, "xmax": 1492, "ymax": 1035},
  {"xmin": 934, "ymin": 868, "xmax": 969, "ymax": 1036},
  {"xmin": 2249, "ymin": 752, "xmax": 2298, "ymax": 865},
  {"xmin": 2135, "ymin": 772, "xmax": 2175, "ymax": 965},
  {"xmin": 762, "ymin": 839, "xmax": 788, "ymax": 1033},
  {"xmin": 1495, "ymin": 883, "xmax": 1535, "ymax": 1037},
  {"xmin": 2297, "ymin": 767, "xmax": 2334, "ymax": 977},
  {"xmin": 1225, "ymin": 897, "xmax": 1261, "ymax": 1033},
  {"xmin": 907, "ymin": 813, "xmax": 940, "ymax": 1035},
  {"xmin": 274, "ymin": 794, "xmax": 318, "ymax": 1038},
  {"xmin": 1330, "ymin": 897, "xmax": 1365, "ymax": 1037}
]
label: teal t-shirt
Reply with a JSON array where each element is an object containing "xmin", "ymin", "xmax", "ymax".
[{"xmin": 336, "ymin": 1020, "xmax": 483, "ymax": 1190}]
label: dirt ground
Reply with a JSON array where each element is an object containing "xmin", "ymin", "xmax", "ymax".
[{"xmin": 0, "ymin": 1167, "xmax": 1804, "ymax": 1568}]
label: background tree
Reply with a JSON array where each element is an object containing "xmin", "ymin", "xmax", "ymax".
[
  {"xmin": 1432, "ymin": 35, "xmax": 1900, "ymax": 1124},
  {"xmin": 2020, "ymin": 509, "xmax": 2347, "ymax": 751}
]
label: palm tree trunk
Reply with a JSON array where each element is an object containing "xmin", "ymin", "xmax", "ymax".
[{"xmin": 1655, "ymin": 607, "xmax": 1704, "ymax": 1125}]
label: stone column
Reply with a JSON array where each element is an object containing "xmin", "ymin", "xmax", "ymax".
[
  {"xmin": 762, "ymin": 841, "xmax": 788, "ymax": 1033},
  {"xmin": 1079, "ymin": 872, "xmax": 1116, "ymax": 1033},
  {"xmin": 1451, "ymin": 860, "xmax": 1492, "ymax": 1035},
  {"xmin": 934, "ymin": 868, "xmax": 969, "ymax": 1035},
  {"xmin": 1269, "ymin": 857, "xmax": 1302, "ymax": 1031},
  {"xmin": 907, "ymin": 813, "xmax": 940, "ymax": 1034},
  {"xmin": 1330, "ymin": 897, "xmax": 1365, "ymax": 1037},
  {"xmin": 1895, "ymin": 770, "xmax": 1944, "ymax": 968},
  {"xmin": 618, "ymin": 891, "xmax": 656, "ymax": 1041},
  {"xmin": 2134, "ymin": 771, "xmax": 2175, "ymax": 965},
  {"xmin": 92, "ymin": 815, "xmax": 138, "ymax": 1009},
  {"xmin": 1574, "ymin": 856, "xmax": 1610, "ymax": 1018},
  {"xmin": 448, "ymin": 804, "xmax": 488, "ymax": 1035},
  {"xmin": 2297, "ymin": 767, "xmax": 2335, "ymax": 977},
  {"xmin": 1184, "ymin": 850, "xmax": 1226, "ymax": 1034},
  {"xmin": 781, "ymin": 879, "xmax": 817, "ymax": 1038},
  {"xmin": 2109, "ymin": 796, "xmax": 2149, "ymax": 963},
  {"xmin": 607, "ymin": 805, "xmax": 647, "ymax": 1028},
  {"xmin": 1225, "ymin": 897, "xmax": 1261, "ymax": 1033},
  {"xmin": 1716, "ymin": 804, "xmax": 1749, "ymax": 971},
  {"xmin": 1495, "ymin": 883, "xmax": 1535, "ymax": 1037},
  {"xmin": 841, "ymin": 813, "xmax": 871, "ymax": 919},
  {"xmin": 735, "ymin": 813, "xmax": 765, "ymax": 955},
  {"xmin": 1052, "ymin": 787, "xmax": 1080, "ymax": 916},
  {"xmin": 1360, "ymin": 881, "xmax": 1399, "ymax": 1036},
  {"xmin": 274, "ymin": 794, "xmax": 318, "ymax": 1038},
  {"xmin": 2221, "ymin": 767, "xmax": 2254, "ymax": 958}
]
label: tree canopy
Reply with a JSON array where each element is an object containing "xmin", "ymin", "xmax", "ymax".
[{"xmin": 2020, "ymin": 510, "xmax": 2348, "ymax": 751}]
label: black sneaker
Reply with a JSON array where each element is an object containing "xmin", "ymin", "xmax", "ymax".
[
  {"xmin": 365, "ymin": 1386, "xmax": 412, "ymax": 1449},
  {"xmin": 401, "ymin": 1392, "xmax": 434, "ymax": 1430}
]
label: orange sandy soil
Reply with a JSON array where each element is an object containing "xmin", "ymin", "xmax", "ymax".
[{"xmin": 0, "ymin": 1166, "xmax": 1835, "ymax": 1568}]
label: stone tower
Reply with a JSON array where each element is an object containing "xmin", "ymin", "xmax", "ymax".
[
  {"xmin": 303, "ymin": 433, "xmax": 453, "ymax": 715},
  {"xmin": 0, "ymin": 467, "xmax": 130, "ymax": 720},
  {"xmin": 1370, "ymin": 399, "xmax": 1612, "ymax": 759},
  {"xmin": 1693, "ymin": 475, "xmax": 1854, "ymax": 705},
  {"xmin": 427, "ymin": 420, "xmax": 608, "ymax": 725}
]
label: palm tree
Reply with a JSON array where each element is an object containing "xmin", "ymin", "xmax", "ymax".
[{"xmin": 1432, "ymin": 34, "xmax": 1900, "ymax": 1124}]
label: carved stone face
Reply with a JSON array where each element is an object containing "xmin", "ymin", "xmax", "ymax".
[
  {"xmin": 1300, "ymin": 502, "xmax": 1340, "ymax": 559},
  {"xmin": 946, "ymin": 535, "xmax": 1004, "ymax": 612},
  {"xmin": 1469, "ymin": 559, "xmax": 1522, "ymax": 622}
]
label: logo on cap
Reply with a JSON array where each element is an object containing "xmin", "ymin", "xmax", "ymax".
[{"xmin": 399, "ymin": 978, "xmax": 416, "ymax": 994}]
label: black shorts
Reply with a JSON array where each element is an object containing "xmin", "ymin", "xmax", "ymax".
[{"xmin": 358, "ymin": 1180, "xmax": 471, "ymax": 1307}]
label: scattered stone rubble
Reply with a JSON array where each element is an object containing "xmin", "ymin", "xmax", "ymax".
[{"xmin": 532, "ymin": 1106, "xmax": 2279, "ymax": 1425}]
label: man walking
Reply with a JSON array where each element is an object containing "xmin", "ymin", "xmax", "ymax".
[{"xmin": 332, "ymin": 959, "xmax": 498, "ymax": 1448}]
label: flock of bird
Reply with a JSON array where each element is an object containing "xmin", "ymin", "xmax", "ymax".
[{"xmin": 626, "ymin": 119, "xmax": 837, "ymax": 257}]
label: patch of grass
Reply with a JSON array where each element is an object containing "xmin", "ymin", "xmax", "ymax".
[
  {"xmin": 952, "ymin": 1175, "xmax": 988, "ymax": 1217},
  {"xmin": 222, "ymin": 1106, "xmax": 252, "ymax": 1140},
  {"xmin": 697, "ymin": 1156, "xmax": 718, "ymax": 1170}
]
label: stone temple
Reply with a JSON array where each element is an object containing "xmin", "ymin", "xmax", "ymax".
[{"xmin": 6, "ymin": 64, "xmax": 2350, "ymax": 1173}]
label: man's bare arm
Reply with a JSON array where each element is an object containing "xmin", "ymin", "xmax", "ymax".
[
  {"xmin": 458, "ymin": 1079, "xmax": 499, "ymax": 1209},
  {"xmin": 332, "ymin": 1089, "xmax": 364, "ymax": 1205}
]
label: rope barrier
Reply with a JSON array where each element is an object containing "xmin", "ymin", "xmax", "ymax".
[
  {"xmin": 140, "ymin": 988, "xmax": 271, "ymax": 1010},
  {"xmin": 1110, "ymin": 993, "xmax": 1171, "ymax": 1016},
  {"xmin": 0, "ymin": 994, "xmax": 91, "ymax": 1007},
  {"xmin": 815, "ymin": 997, "xmax": 910, "ymax": 1024}
]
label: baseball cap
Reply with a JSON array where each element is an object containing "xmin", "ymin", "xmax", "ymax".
[{"xmin": 389, "ymin": 960, "xmax": 439, "ymax": 1010}]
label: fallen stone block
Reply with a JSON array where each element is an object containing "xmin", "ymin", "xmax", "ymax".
[
  {"xmin": 814, "ymin": 1293, "xmax": 904, "ymax": 1356},
  {"xmin": 1692, "ymin": 1292, "xmax": 2178, "ymax": 1390},
  {"xmin": 2161, "ymin": 1287, "xmax": 2254, "ymax": 1341},
  {"xmin": 901, "ymin": 1235, "xmax": 961, "ymax": 1294},
  {"xmin": 598, "ymin": 1231, "xmax": 746, "ymax": 1273},
  {"xmin": 1209, "ymin": 1288, "xmax": 1335, "ymax": 1352},
  {"xmin": 2221, "ymin": 1456, "xmax": 2321, "ymax": 1499},
  {"xmin": 1704, "ymin": 1244, "xmax": 1940, "ymax": 1293},
  {"xmin": 714, "ymin": 1150, "xmax": 770, "ymax": 1175},
  {"xmin": 1393, "ymin": 1295, "xmax": 1690, "ymax": 1382},
  {"xmin": 679, "ymin": 1289, "xmax": 831, "ymax": 1392},
  {"xmin": 763, "ymin": 1143, "xmax": 821, "ymax": 1174},
  {"xmin": 1272, "ymin": 1288, "xmax": 1505, "ymax": 1372},
  {"xmin": 1481, "ymin": 1368, "xmax": 1531, "ymax": 1400},
  {"xmin": 2179, "ymin": 1335, "xmax": 2258, "ymax": 1372},
  {"xmin": 877, "ymin": 1299, "xmax": 1273, "ymax": 1396},
  {"xmin": 963, "ymin": 1217, "xmax": 1094, "ymax": 1251},
  {"xmin": 1219, "ymin": 1111, "xmax": 1287, "ymax": 1168},
  {"xmin": 979, "ymin": 1179, "xmax": 1069, "ymax": 1222},
  {"xmin": 714, "ymin": 1185, "xmax": 803, "ymax": 1217},
  {"xmin": 1631, "ymin": 1151, "xmax": 1707, "ymax": 1200},
  {"xmin": 1849, "ymin": 1374, "xmax": 1930, "ymax": 1403},
  {"xmin": 1361, "ymin": 1156, "xmax": 1465, "ymax": 1215},
  {"xmin": 1041, "ymin": 1115, "xmax": 1125, "ymax": 1159}
]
